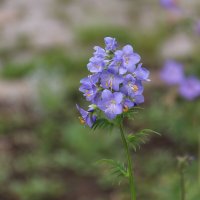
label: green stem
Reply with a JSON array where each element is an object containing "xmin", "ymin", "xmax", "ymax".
[
  {"xmin": 198, "ymin": 133, "xmax": 200, "ymax": 186},
  {"xmin": 180, "ymin": 168, "xmax": 185, "ymax": 200},
  {"xmin": 119, "ymin": 122, "xmax": 136, "ymax": 200}
]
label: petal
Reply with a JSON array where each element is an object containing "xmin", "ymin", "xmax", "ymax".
[
  {"xmin": 125, "ymin": 74, "xmax": 135, "ymax": 82},
  {"xmin": 80, "ymin": 77, "xmax": 90, "ymax": 84},
  {"xmin": 104, "ymin": 37, "xmax": 117, "ymax": 51},
  {"xmin": 160, "ymin": 60, "xmax": 184, "ymax": 85},
  {"xmin": 134, "ymin": 81, "xmax": 144, "ymax": 95},
  {"xmin": 120, "ymin": 85, "xmax": 128, "ymax": 95},
  {"xmin": 104, "ymin": 111, "xmax": 116, "ymax": 119},
  {"xmin": 76, "ymin": 104, "xmax": 88, "ymax": 118},
  {"xmin": 124, "ymin": 98, "xmax": 134, "ymax": 108},
  {"xmin": 132, "ymin": 53, "xmax": 141, "ymax": 64},
  {"xmin": 85, "ymin": 114, "xmax": 96, "ymax": 127},
  {"xmin": 112, "ymin": 76, "xmax": 124, "ymax": 91},
  {"xmin": 113, "ymin": 104, "xmax": 123, "ymax": 114},
  {"xmin": 113, "ymin": 92, "xmax": 123, "ymax": 104},
  {"xmin": 102, "ymin": 89, "xmax": 112, "ymax": 100},
  {"xmin": 114, "ymin": 50, "xmax": 123, "ymax": 58},
  {"xmin": 134, "ymin": 95, "xmax": 144, "ymax": 104},
  {"xmin": 134, "ymin": 64, "xmax": 150, "ymax": 81},
  {"xmin": 126, "ymin": 63, "xmax": 136, "ymax": 73},
  {"xmin": 119, "ymin": 67, "xmax": 127, "ymax": 75},
  {"xmin": 122, "ymin": 45, "xmax": 133, "ymax": 54},
  {"xmin": 90, "ymin": 73, "xmax": 100, "ymax": 84}
]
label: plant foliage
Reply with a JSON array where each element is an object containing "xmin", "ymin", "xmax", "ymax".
[
  {"xmin": 92, "ymin": 118, "xmax": 115, "ymax": 131},
  {"xmin": 96, "ymin": 159, "xmax": 129, "ymax": 181},
  {"xmin": 127, "ymin": 129, "xmax": 160, "ymax": 151}
]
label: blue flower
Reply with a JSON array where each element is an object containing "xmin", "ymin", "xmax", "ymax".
[
  {"xmin": 77, "ymin": 37, "xmax": 149, "ymax": 125},
  {"xmin": 79, "ymin": 84, "xmax": 97, "ymax": 102},
  {"xmin": 108, "ymin": 50, "xmax": 127, "ymax": 75},
  {"xmin": 104, "ymin": 37, "xmax": 118, "ymax": 51},
  {"xmin": 121, "ymin": 74, "xmax": 143, "ymax": 98},
  {"xmin": 87, "ymin": 57, "xmax": 105, "ymax": 73},
  {"xmin": 76, "ymin": 104, "xmax": 97, "ymax": 127},
  {"xmin": 100, "ymin": 71, "xmax": 124, "ymax": 91},
  {"xmin": 160, "ymin": 60, "xmax": 184, "ymax": 85},
  {"xmin": 133, "ymin": 63, "xmax": 150, "ymax": 81},
  {"xmin": 121, "ymin": 45, "xmax": 141, "ymax": 73},
  {"xmin": 98, "ymin": 89, "xmax": 123, "ymax": 119},
  {"xmin": 79, "ymin": 74, "xmax": 99, "ymax": 102},
  {"xmin": 179, "ymin": 76, "xmax": 200, "ymax": 101},
  {"xmin": 93, "ymin": 46, "xmax": 106, "ymax": 58}
]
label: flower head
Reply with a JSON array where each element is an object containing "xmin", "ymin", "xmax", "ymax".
[
  {"xmin": 160, "ymin": 60, "xmax": 184, "ymax": 85},
  {"xmin": 77, "ymin": 37, "xmax": 150, "ymax": 125},
  {"xmin": 179, "ymin": 76, "xmax": 200, "ymax": 101}
]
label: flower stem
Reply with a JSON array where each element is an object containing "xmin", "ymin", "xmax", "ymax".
[
  {"xmin": 180, "ymin": 167, "xmax": 185, "ymax": 200},
  {"xmin": 119, "ymin": 122, "xmax": 136, "ymax": 200},
  {"xmin": 198, "ymin": 133, "xmax": 200, "ymax": 186}
]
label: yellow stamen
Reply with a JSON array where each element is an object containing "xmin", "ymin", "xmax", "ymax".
[
  {"xmin": 86, "ymin": 93, "xmax": 91, "ymax": 97},
  {"xmin": 78, "ymin": 116, "xmax": 85, "ymax": 125},
  {"xmin": 111, "ymin": 100, "xmax": 116, "ymax": 104},
  {"xmin": 132, "ymin": 85, "xmax": 138, "ymax": 92},
  {"xmin": 125, "ymin": 56, "xmax": 129, "ymax": 64},
  {"xmin": 85, "ymin": 90, "xmax": 91, "ymax": 97},
  {"xmin": 109, "ymin": 80, "xmax": 113, "ymax": 88},
  {"xmin": 123, "ymin": 105, "xmax": 129, "ymax": 112}
]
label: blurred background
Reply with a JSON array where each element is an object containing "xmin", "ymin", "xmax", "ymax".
[{"xmin": 0, "ymin": 0, "xmax": 200, "ymax": 199}]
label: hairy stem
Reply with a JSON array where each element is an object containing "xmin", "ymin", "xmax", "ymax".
[{"xmin": 119, "ymin": 122, "xmax": 136, "ymax": 200}]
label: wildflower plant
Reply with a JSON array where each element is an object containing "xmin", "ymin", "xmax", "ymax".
[
  {"xmin": 160, "ymin": 60, "xmax": 200, "ymax": 188},
  {"xmin": 160, "ymin": 60, "xmax": 200, "ymax": 100},
  {"xmin": 77, "ymin": 37, "xmax": 159, "ymax": 199}
]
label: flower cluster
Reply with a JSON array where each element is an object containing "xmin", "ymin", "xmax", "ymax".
[
  {"xmin": 160, "ymin": 60, "xmax": 200, "ymax": 100},
  {"xmin": 77, "ymin": 37, "xmax": 150, "ymax": 127},
  {"xmin": 160, "ymin": 0, "xmax": 179, "ymax": 10}
]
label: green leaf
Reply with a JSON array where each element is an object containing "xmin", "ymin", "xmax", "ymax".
[
  {"xmin": 92, "ymin": 118, "xmax": 114, "ymax": 131},
  {"xmin": 127, "ymin": 129, "xmax": 160, "ymax": 151},
  {"xmin": 96, "ymin": 159, "xmax": 129, "ymax": 179}
]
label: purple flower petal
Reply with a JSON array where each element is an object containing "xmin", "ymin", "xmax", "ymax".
[
  {"xmin": 160, "ymin": 60, "xmax": 184, "ymax": 85},
  {"xmin": 179, "ymin": 76, "xmax": 200, "ymax": 101},
  {"xmin": 102, "ymin": 89, "xmax": 112, "ymax": 100},
  {"xmin": 104, "ymin": 37, "xmax": 118, "ymax": 51},
  {"xmin": 113, "ymin": 92, "xmax": 123, "ymax": 104},
  {"xmin": 134, "ymin": 63, "xmax": 150, "ymax": 81}
]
